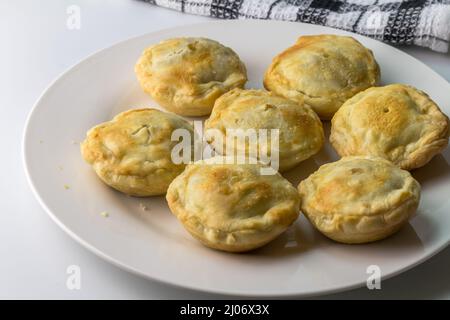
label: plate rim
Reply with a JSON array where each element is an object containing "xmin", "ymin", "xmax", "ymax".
[{"xmin": 22, "ymin": 19, "xmax": 450, "ymax": 298}]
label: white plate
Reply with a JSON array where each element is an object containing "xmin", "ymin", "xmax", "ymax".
[{"xmin": 23, "ymin": 20, "xmax": 450, "ymax": 297}]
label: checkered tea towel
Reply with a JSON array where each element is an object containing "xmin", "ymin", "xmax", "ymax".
[{"xmin": 143, "ymin": 0, "xmax": 450, "ymax": 52}]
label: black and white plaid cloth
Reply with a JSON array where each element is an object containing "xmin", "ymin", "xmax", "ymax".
[{"xmin": 143, "ymin": 0, "xmax": 450, "ymax": 52}]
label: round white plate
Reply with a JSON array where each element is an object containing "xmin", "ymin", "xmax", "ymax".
[{"xmin": 23, "ymin": 20, "xmax": 450, "ymax": 297}]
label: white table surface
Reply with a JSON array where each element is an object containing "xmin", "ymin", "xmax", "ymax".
[{"xmin": 1, "ymin": 0, "xmax": 449, "ymax": 299}]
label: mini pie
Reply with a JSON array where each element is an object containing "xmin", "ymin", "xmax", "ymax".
[
  {"xmin": 204, "ymin": 88, "xmax": 324, "ymax": 172},
  {"xmin": 80, "ymin": 108, "xmax": 194, "ymax": 196},
  {"xmin": 135, "ymin": 37, "xmax": 247, "ymax": 116},
  {"xmin": 330, "ymin": 84, "xmax": 449, "ymax": 170},
  {"xmin": 166, "ymin": 157, "xmax": 300, "ymax": 252},
  {"xmin": 298, "ymin": 156, "xmax": 421, "ymax": 244},
  {"xmin": 264, "ymin": 34, "xmax": 380, "ymax": 119}
]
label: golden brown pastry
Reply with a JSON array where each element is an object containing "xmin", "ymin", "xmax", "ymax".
[
  {"xmin": 204, "ymin": 88, "xmax": 324, "ymax": 171},
  {"xmin": 166, "ymin": 157, "xmax": 300, "ymax": 252},
  {"xmin": 264, "ymin": 34, "xmax": 380, "ymax": 119},
  {"xmin": 298, "ymin": 156, "xmax": 420, "ymax": 244},
  {"xmin": 330, "ymin": 84, "xmax": 449, "ymax": 170},
  {"xmin": 80, "ymin": 108, "xmax": 194, "ymax": 196},
  {"xmin": 135, "ymin": 37, "xmax": 247, "ymax": 116}
]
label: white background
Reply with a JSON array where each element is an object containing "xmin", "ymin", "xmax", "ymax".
[{"xmin": 1, "ymin": 0, "xmax": 449, "ymax": 299}]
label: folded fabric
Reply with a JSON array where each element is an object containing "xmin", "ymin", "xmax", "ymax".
[{"xmin": 143, "ymin": 0, "xmax": 450, "ymax": 52}]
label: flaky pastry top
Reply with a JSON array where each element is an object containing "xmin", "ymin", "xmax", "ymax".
[
  {"xmin": 300, "ymin": 156, "xmax": 420, "ymax": 215},
  {"xmin": 264, "ymin": 34, "xmax": 380, "ymax": 119},
  {"xmin": 166, "ymin": 157, "xmax": 300, "ymax": 247},
  {"xmin": 135, "ymin": 37, "xmax": 247, "ymax": 116},
  {"xmin": 204, "ymin": 88, "xmax": 324, "ymax": 171},
  {"xmin": 81, "ymin": 108, "xmax": 194, "ymax": 195},
  {"xmin": 330, "ymin": 84, "xmax": 449, "ymax": 170}
]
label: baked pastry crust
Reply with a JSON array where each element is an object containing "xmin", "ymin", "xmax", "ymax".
[
  {"xmin": 298, "ymin": 156, "xmax": 420, "ymax": 244},
  {"xmin": 330, "ymin": 84, "xmax": 449, "ymax": 170},
  {"xmin": 81, "ymin": 108, "xmax": 194, "ymax": 196},
  {"xmin": 204, "ymin": 88, "xmax": 324, "ymax": 171},
  {"xmin": 166, "ymin": 157, "xmax": 300, "ymax": 252},
  {"xmin": 135, "ymin": 37, "xmax": 247, "ymax": 116},
  {"xmin": 264, "ymin": 34, "xmax": 380, "ymax": 119}
]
